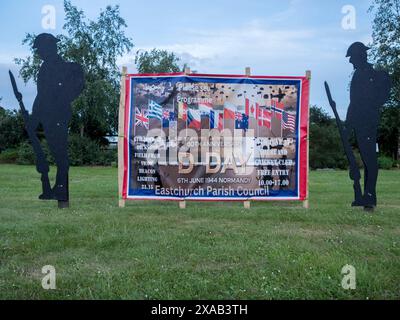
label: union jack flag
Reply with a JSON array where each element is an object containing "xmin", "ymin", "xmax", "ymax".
[{"xmin": 135, "ymin": 108, "xmax": 149, "ymax": 129}]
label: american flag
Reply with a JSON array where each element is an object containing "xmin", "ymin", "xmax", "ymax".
[
  {"xmin": 135, "ymin": 108, "xmax": 149, "ymax": 129},
  {"xmin": 282, "ymin": 111, "xmax": 296, "ymax": 132}
]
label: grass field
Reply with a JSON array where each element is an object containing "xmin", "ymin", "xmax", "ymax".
[{"xmin": 0, "ymin": 164, "xmax": 399, "ymax": 300}]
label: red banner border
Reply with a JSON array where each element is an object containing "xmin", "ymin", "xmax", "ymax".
[{"xmin": 122, "ymin": 73, "xmax": 310, "ymax": 202}]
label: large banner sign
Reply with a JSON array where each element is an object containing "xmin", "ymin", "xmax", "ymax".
[{"xmin": 122, "ymin": 73, "xmax": 310, "ymax": 201}]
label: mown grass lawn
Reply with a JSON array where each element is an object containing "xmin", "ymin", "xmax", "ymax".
[{"xmin": 0, "ymin": 164, "xmax": 399, "ymax": 300}]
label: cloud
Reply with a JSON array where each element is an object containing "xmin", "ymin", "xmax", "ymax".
[
  {"xmin": 135, "ymin": 23, "xmax": 350, "ymax": 85},
  {"xmin": 123, "ymin": 20, "xmax": 321, "ymax": 74},
  {"xmin": 120, "ymin": 16, "xmax": 366, "ymax": 119}
]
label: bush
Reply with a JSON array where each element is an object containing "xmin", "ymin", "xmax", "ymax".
[
  {"xmin": 0, "ymin": 149, "xmax": 19, "ymax": 164},
  {"xmin": 310, "ymin": 124, "xmax": 348, "ymax": 170},
  {"xmin": 8, "ymin": 135, "xmax": 116, "ymax": 167},
  {"xmin": 97, "ymin": 148, "xmax": 117, "ymax": 166},
  {"xmin": 16, "ymin": 142, "xmax": 36, "ymax": 165},
  {"xmin": 69, "ymin": 135, "xmax": 101, "ymax": 166},
  {"xmin": 0, "ymin": 108, "xmax": 26, "ymax": 152},
  {"xmin": 378, "ymin": 156, "xmax": 394, "ymax": 170},
  {"xmin": 15, "ymin": 141, "xmax": 55, "ymax": 166},
  {"xmin": 68, "ymin": 134, "xmax": 116, "ymax": 166}
]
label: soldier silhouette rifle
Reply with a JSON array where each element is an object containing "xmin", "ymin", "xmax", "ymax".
[
  {"xmin": 325, "ymin": 81, "xmax": 363, "ymax": 205},
  {"xmin": 9, "ymin": 71, "xmax": 52, "ymax": 197},
  {"xmin": 325, "ymin": 42, "xmax": 391, "ymax": 210},
  {"xmin": 10, "ymin": 33, "xmax": 84, "ymax": 208}
]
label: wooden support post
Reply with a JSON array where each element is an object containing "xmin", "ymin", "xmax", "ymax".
[
  {"xmin": 179, "ymin": 201, "xmax": 186, "ymax": 209},
  {"xmin": 303, "ymin": 70, "xmax": 312, "ymax": 209},
  {"xmin": 180, "ymin": 67, "xmax": 191, "ymax": 209},
  {"xmin": 118, "ymin": 66, "xmax": 127, "ymax": 208},
  {"xmin": 243, "ymin": 67, "xmax": 252, "ymax": 209},
  {"xmin": 178, "ymin": 67, "xmax": 191, "ymax": 209}
]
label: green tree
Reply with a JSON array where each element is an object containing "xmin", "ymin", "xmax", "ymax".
[
  {"xmin": 379, "ymin": 106, "xmax": 400, "ymax": 159},
  {"xmin": 15, "ymin": 0, "xmax": 133, "ymax": 144},
  {"xmin": 135, "ymin": 49, "xmax": 182, "ymax": 74},
  {"xmin": 309, "ymin": 106, "xmax": 348, "ymax": 169},
  {"xmin": 370, "ymin": 0, "xmax": 400, "ymax": 160},
  {"xmin": 0, "ymin": 106, "xmax": 26, "ymax": 152},
  {"xmin": 310, "ymin": 105, "xmax": 334, "ymax": 127}
]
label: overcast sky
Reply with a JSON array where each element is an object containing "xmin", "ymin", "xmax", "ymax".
[{"xmin": 0, "ymin": 0, "xmax": 375, "ymax": 118}]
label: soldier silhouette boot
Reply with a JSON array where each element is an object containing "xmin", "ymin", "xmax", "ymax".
[
  {"xmin": 363, "ymin": 192, "xmax": 376, "ymax": 211},
  {"xmin": 352, "ymin": 198, "xmax": 365, "ymax": 207},
  {"xmin": 39, "ymin": 174, "xmax": 55, "ymax": 200},
  {"xmin": 53, "ymin": 178, "xmax": 68, "ymax": 201}
]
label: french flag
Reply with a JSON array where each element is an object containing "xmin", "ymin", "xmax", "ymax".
[
  {"xmin": 211, "ymin": 111, "xmax": 224, "ymax": 131},
  {"xmin": 187, "ymin": 109, "xmax": 201, "ymax": 130}
]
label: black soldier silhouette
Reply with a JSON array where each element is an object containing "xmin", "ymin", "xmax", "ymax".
[
  {"xmin": 325, "ymin": 42, "xmax": 391, "ymax": 210},
  {"xmin": 10, "ymin": 33, "xmax": 84, "ymax": 208}
]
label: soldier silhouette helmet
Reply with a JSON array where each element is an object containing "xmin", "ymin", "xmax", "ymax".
[
  {"xmin": 33, "ymin": 33, "xmax": 61, "ymax": 61},
  {"xmin": 346, "ymin": 42, "xmax": 370, "ymax": 57},
  {"xmin": 33, "ymin": 33, "xmax": 60, "ymax": 49}
]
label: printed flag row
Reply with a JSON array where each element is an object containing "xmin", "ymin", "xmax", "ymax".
[{"xmin": 135, "ymin": 99, "xmax": 296, "ymax": 133}]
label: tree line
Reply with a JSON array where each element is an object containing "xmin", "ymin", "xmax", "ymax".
[{"xmin": 0, "ymin": 0, "xmax": 398, "ymax": 168}]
